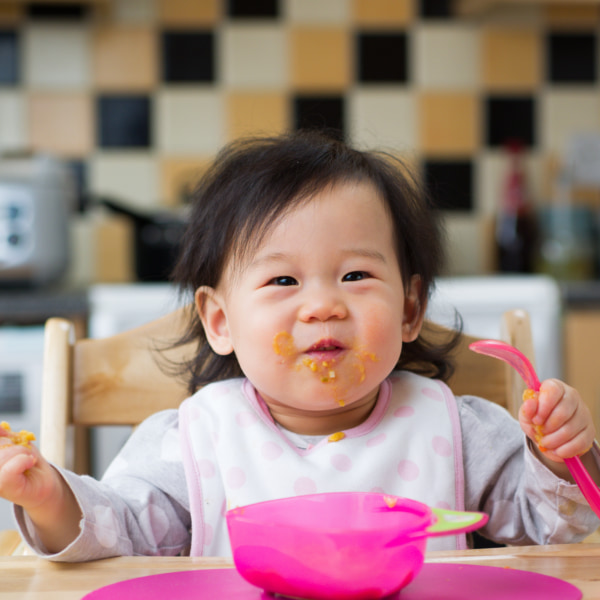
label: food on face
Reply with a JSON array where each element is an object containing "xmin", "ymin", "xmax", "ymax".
[
  {"xmin": 522, "ymin": 389, "xmax": 547, "ymax": 452},
  {"xmin": 0, "ymin": 421, "xmax": 35, "ymax": 448},
  {"xmin": 272, "ymin": 331, "xmax": 378, "ymax": 407},
  {"xmin": 273, "ymin": 331, "xmax": 296, "ymax": 358},
  {"xmin": 328, "ymin": 431, "xmax": 346, "ymax": 443},
  {"xmin": 302, "ymin": 357, "xmax": 319, "ymax": 372}
]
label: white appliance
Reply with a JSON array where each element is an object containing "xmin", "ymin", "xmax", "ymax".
[
  {"xmin": 427, "ymin": 275, "xmax": 562, "ymax": 381},
  {"xmin": 0, "ymin": 325, "xmax": 45, "ymax": 530},
  {"xmin": 0, "ymin": 153, "xmax": 75, "ymax": 286}
]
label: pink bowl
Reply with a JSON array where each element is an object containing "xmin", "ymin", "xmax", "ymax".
[{"xmin": 226, "ymin": 492, "xmax": 487, "ymax": 600}]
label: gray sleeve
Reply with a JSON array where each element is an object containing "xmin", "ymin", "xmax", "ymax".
[
  {"xmin": 459, "ymin": 395, "xmax": 599, "ymax": 546},
  {"xmin": 14, "ymin": 409, "xmax": 191, "ymax": 562}
]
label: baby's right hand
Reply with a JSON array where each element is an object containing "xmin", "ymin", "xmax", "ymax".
[{"xmin": 0, "ymin": 428, "xmax": 57, "ymax": 512}]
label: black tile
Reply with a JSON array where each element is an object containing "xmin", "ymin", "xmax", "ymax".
[
  {"xmin": 97, "ymin": 95, "xmax": 152, "ymax": 149},
  {"xmin": 485, "ymin": 96, "xmax": 536, "ymax": 148},
  {"xmin": 419, "ymin": 0, "xmax": 453, "ymax": 18},
  {"xmin": 26, "ymin": 3, "xmax": 90, "ymax": 19},
  {"xmin": 67, "ymin": 160, "xmax": 88, "ymax": 213},
  {"xmin": 227, "ymin": 0, "xmax": 279, "ymax": 18},
  {"xmin": 423, "ymin": 160, "xmax": 473, "ymax": 212},
  {"xmin": 293, "ymin": 95, "xmax": 345, "ymax": 141},
  {"xmin": 162, "ymin": 31, "xmax": 214, "ymax": 83},
  {"xmin": 0, "ymin": 30, "xmax": 18, "ymax": 85},
  {"xmin": 547, "ymin": 32, "xmax": 596, "ymax": 83},
  {"xmin": 357, "ymin": 32, "xmax": 408, "ymax": 83}
]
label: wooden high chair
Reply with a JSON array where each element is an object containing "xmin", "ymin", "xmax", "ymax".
[{"xmin": 2, "ymin": 307, "xmax": 535, "ymax": 554}]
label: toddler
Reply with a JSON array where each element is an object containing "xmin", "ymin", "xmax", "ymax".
[{"xmin": 1, "ymin": 131, "xmax": 598, "ymax": 560}]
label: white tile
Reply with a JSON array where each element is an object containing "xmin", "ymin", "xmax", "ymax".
[
  {"xmin": 65, "ymin": 212, "xmax": 96, "ymax": 287},
  {"xmin": 23, "ymin": 24, "xmax": 90, "ymax": 89},
  {"xmin": 285, "ymin": 0, "xmax": 349, "ymax": 23},
  {"xmin": 221, "ymin": 24, "xmax": 288, "ymax": 88},
  {"xmin": 0, "ymin": 91, "xmax": 27, "ymax": 151},
  {"xmin": 89, "ymin": 153, "xmax": 160, "ymax": 210},
  {"xmin": 414, "ymin": 24, "xmax": 480, "ymax": 89},
  {"xmin": 442, "ymin": 214, "xmax": 494, "ymax": 276},
  {"xmin": 541, "ymin": 89, "xmax": 600, "ymax": 155},
  {"xmin": 348, "ymin": 88, "xmax": 416, "ymax": 152},
  {"xmin": 112, "ymin": 0, "xmax": 157, "ymax": 23},
  {"xmin": 156, "ymin": 88, "xmax": 224, "ymax": 154}
]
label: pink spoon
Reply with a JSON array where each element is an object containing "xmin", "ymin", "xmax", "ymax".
[{"xmin": 469, "ymin": 339, "xmax": 600, "ymax": 520}]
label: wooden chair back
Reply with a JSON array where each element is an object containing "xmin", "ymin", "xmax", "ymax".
[{"xmin": 40, "ymin": 307, "xmax": 195, "ymax": 473}]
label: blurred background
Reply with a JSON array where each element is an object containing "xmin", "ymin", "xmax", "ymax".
[
  {"xmin": 3, "ymin": 0, "xmax": 600, "ymax": 523},
  {"xmin": 0, "ymin": 0, "xmax": 600, "ymax": 282}
]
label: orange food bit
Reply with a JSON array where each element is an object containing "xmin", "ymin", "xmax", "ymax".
[
  {"xmin": 328, "ymin": 431, "xmax": 346, "ymax": 443},
  {"xmin": 0, "ymin": 421, "xmax": 35, "ymax": 448},
  {"xmin": 273, "ymin": 331, "xmax": 296, "ymax": 357},
  {"xmin": 302, "ymin": 357, "xmax": 319, "ymax": 372},
  {"xmin": 521, "ymin": 390, "xmax": 547, "ymax": 452},
  {"xmin": 383, "ymin": 495, "xmax": 398, "ymax": 508}
]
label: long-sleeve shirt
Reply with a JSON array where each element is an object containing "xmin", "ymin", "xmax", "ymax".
[{"xmin": 15, "ymin": 382, "xmax": 600, "ymax": 561}]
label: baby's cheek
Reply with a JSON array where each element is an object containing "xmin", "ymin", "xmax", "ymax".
[{"xmin": 361, "ymin": 310, "xmax": 403, "ymax": 361}]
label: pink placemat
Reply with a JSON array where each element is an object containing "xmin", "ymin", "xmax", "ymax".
[{"xmin": 82, "ymin": 563, "xmax": 581, "ymax": 600}]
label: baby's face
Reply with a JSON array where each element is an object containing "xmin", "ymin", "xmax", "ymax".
[{"xmin": 199, "ymin": 181, "xmax": 423, "ymax": 429}]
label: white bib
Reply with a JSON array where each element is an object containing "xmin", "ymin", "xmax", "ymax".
[{"xmin": 179, "ymin": 371, "xmax": 465, "ymax": 556}]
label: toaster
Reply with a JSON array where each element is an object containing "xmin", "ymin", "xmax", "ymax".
[{"xmin": 0, "ymin": 153, "xmax": 75, "ymax": 287}]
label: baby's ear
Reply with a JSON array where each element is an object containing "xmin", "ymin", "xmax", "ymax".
[
  {"xmin": 195, "ymin": 286, "xmax": 234, "ymax": 355},
  {"xmin": 402, "ymin": 275, "xmax": 426, "ymax": 343}
]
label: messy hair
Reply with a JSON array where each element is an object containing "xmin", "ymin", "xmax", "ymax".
[{"xmin": 170, "ymin": 130, "xmax": 460, "ymax": 393}]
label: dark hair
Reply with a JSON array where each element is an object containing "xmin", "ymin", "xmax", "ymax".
[{"xmin": 170, "ymin": 130, "xmax": 459, "ymax": 393}]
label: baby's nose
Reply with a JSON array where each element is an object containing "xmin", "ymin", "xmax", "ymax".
[{"xmin": 298, "ymin": 288, "xmax": 348, "ymax": 322}]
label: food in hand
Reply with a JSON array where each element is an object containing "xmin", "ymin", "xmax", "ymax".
[
  {"xmin": 522, "ymin": 389, "xmax": 547, "ymax": 452},
  {"xmin": 0, "ymin": 421, "xmax": 35, "ymax": 448}
]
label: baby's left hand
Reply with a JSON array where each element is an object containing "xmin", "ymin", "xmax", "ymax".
[{"xmin": 519, "ymin": 379, "xmax": 595, "ymax": 463}]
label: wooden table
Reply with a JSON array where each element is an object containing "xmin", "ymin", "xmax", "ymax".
[{"xmin": 2, "ymin": 544, "xmax": 600, "ymax": 599}]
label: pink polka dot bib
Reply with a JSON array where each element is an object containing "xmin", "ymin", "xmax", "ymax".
[{"xmin": 179, "ymin": 371, "xmax": 465, "ymax": 556}]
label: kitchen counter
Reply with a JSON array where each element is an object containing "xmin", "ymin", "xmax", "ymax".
[
  {"xmin": 0, "ymin": 285, "xmax": 88, "ymax": 329},
  {"xmin": 560, "ymin": 280, "xmax": 600, "ymax": 308}
]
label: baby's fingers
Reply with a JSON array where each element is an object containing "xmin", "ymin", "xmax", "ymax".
[
  {"xmin": 0, "ymin": 450, "xmax": 37, "ymax": 501},
  {"xmin": 533, "ymin": 379, "xmax": 564, "ymax": 425},
  {"xmin": 539, "ymin": 411, "xmax": 594, "ymax": 457},
  {"xmin": 520, "ymin": 388, "xmax": 539, "ymax": 421}
]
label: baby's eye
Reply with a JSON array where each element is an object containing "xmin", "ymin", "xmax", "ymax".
[
  {"xmin": 342, "ymin": 271, "xmax": 370, "ymax": 282},
  {"xmin": 269, "ymin": 275, "xmax": 298, "ymax": 286}
]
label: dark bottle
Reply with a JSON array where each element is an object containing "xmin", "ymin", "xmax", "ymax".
[{"xmin": 495, "ymin": 141, "xmax": 538, "ymax": 273}]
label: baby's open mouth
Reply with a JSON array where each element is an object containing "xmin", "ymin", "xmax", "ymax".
[{"xmin": 306, "ymin": 339, "xmax": 345, "ymax": 358}]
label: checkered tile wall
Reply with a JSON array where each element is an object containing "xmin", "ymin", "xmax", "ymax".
[{"xmin": 0, "ymin": 0, "xmax": 599, "ymax": 277}]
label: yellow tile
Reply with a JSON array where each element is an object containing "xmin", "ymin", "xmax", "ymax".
[
  {"xmin": 482, "ymin": 28, "xmax": 540, "ymax": 91},
  {"xmin": 160, "ymin": 158, "xmax": 211, "ymax": 207},
  {"xmin": 0, "ymin": 4, "xmax": 23, "ymax": 23},
  {"xmin": 419, "ymin": 92, "xmax": 479, "ymax": 156},
  {"xmin": 95, "ymin": 215, "xmax": 135, "ymax": 283},
  {"xmin": 226, "ymin": 92, "xmax": 290, "ymax": 141},
  {"xmin": 545, "ymin": 5, "xmax": 600, "ymax": 27},
  {"xmin": 93, "ymin": 26, "xmax": 157, "ymax": 91},
  {"xmin": 291, "ymin": 28, "xmax": 351, "ymax": 91},
  {"xmin": 158, "ymin": 0, "xmax": 220, "ymax": 25},
  {"xmin": 28, "ymin": 92, "xmax": 93, "ymax": 158},
  {"xmin": 352, "ymin": 0, "xmax": 413, "ymax": 26}
]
